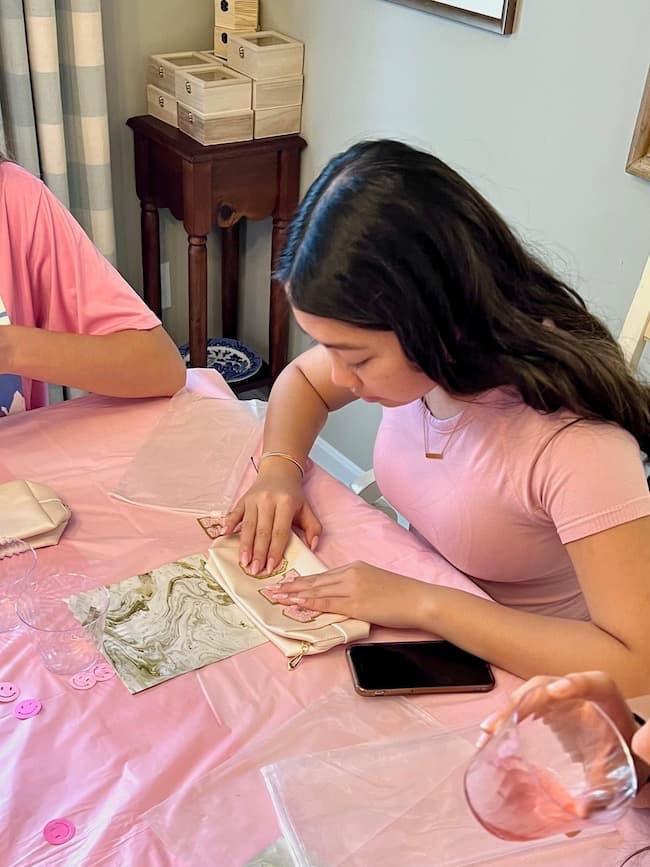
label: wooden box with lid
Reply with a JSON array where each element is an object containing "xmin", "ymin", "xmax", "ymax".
[
  {"xmin": 175, "ymin": 65, "xmax": 252, "ymax": 114},
  {"xmin": 254, "ymin": 104, "xmax": 301, "ymax": 139},
  {"xmin": 147, "ymin": 51, "xmax": 221, "ymax": 96},
  {"xmin": 226, "ymin": 31, "xmax": 304, "ymax": 80},
  {"xmin": 214, "ymin": 25, "xmax": 258, "ymax": 60},
  {"xmin": 177, "ymin": 103, "xmax": 253, "ymax": 145},
  {"xmin": 146, "ymin": 84, "xmax": 179, "ymax": 127},
  {"xmin": 214, "ymin": 0, "xmax": 258, "ymax": 30},
  {"xmin": 252, "ymin": 75, "xmax": 303, "ymax": 110}
]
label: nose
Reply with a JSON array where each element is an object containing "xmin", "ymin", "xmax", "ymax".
[{"xmin": 329, "ymin": 354, "xmax": 359, "ymax": 390}]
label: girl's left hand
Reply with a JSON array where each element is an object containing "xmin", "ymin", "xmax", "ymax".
[{"xmin": 267, "ymin": 561, "xmax": 434, "ymax": 630}]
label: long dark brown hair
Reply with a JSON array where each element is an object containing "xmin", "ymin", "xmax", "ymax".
[{"xmin": 278, "ymin": 139, "xmax": 650, "ymax": 461}]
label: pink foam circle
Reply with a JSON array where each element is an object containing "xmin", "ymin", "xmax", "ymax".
[
  {"xmin": 13, "ymin": 699, "xmax": 42, "ymax": 720},
  {"xmin": 69, "ymin": 671, "xmax": 97, "ymax": 691},
  {"xmin": 0, "ymin": 682, "xmax": 20, "ymax": 703},
  {"xmin": 92, "ymin": 662, "xmax": 115, "ymax": 682},
  {"xmin": 43, "ymin": 818, "xmax": 75, "ymax": 845}
]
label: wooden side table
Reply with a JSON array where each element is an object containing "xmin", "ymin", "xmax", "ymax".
[{"xmin": 127, "ymin": 115, "xmax": 306, "ymax": 391}]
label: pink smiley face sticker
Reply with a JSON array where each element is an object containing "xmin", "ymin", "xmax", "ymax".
[
  {"xmin": 69, "ymin": 671, "xmax": 97, "ymax": 691},
  {"xmin": 43, "ymin": 818, "xmax": 75, "ymax": 845},
  {"xmin": 0, "ymin": 682, "xmax": 20, "ymax": 703},
  {"xmin": 92, "ymin": 662, "xmax": 115, "ymax": 682},
  {"xmin": 14, "ymin": 699, "xmax": 42, "ymax": 720}
]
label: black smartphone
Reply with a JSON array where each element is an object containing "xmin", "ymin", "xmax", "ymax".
[{"xmin": 346, "ymin": 639, "xmax": 495, "ymax": 697}]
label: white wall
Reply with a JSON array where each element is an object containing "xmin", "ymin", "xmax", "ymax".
[
  {"xmin": 261, "ymin": 0, "xmax": 650, "ymax": 468},
  {"xmin": 103, "ymin": 0, "xmax": 650, "ymax": 470}
]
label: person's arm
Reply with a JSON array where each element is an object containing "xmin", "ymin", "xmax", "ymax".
[
  {"xmin": 270, "ymin": 515, "xmax": 650, "ymax": 695},
  {"xmin": 0, "ymin": 324, "xmax": 186, "ymax": 398},
  {"xmin": 221, "ymin": 345, "xmax": 355, "ymax": 574}
]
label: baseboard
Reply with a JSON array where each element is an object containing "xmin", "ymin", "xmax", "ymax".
[
  {"xmin": 310, "ymin": 436, "xmax": 409, "ymax": 528},
  {"xmin": 310, "ymin": 436, "xmax": 365, "ymax": 487}
]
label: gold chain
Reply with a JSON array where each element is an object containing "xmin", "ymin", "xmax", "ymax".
[{"xmin": 422, "ymin": 399, "xmax": 464, "ymax": 460}]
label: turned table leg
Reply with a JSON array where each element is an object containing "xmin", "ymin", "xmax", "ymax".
[
  {"xmin": 188, "ymin": 234, "xmax": 208, "ymax": 368},
  {"xmin": 221, "ymin": 222, "xmax": 240, "ymax": 340},
  {"xmin": 141, "ymin": 201, "xmax": 162, "ymax": 318},
  {"xmin": 270, "ymin": 216, "xmax": 290, "ymax": 380}
]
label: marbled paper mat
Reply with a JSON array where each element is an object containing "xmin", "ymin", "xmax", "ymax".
[{"xmin": 101, "ymin": 554, "xmax": 267, "ymax": 693}]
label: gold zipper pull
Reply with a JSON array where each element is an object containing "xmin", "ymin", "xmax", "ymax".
[{"xmin": 287, "ymin": 642, "xmax": 310, "ymax": 670}]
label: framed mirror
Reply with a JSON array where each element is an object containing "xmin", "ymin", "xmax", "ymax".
[
  {"xmin": 381, "ymin": 0, "xmax": 518, "ymax": 35},
  {"xmin": 627, "ymin": 68, "xmax": 650, "ymax": 181}
]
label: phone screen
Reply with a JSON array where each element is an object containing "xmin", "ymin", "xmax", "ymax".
[{"xmin": 347, "ymin": 640, "xmax": 495, "ymax": 695}]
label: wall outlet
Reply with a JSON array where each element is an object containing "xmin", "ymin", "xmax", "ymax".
[{"xmin": 161, "ymin": 261, "xmax": 172, "ymax": 309}]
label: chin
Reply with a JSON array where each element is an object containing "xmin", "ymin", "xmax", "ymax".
[{"xmin": 371, "ymin": 397, "xmax": 407, "ymax": 407}]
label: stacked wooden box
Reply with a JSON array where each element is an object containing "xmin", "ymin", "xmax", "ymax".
[
  {"xmin": 145, "ymin": 2, "xmax": 304, "ymax": 146},
  {"xmin": 226, "ymin": 30, "xmax": 303, "ymax": 140},
  {"xmin": 214, "ymin": 0, "xmax": 259, "ymax": 60}
]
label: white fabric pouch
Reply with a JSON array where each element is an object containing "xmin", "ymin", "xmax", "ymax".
[
  {"xmin": 0, "ymin": 480, "xmax": 71, "ymax": 548},
  {"xmin": 207, "ymin": 533, "xmax": 370, "ymax": 668}
]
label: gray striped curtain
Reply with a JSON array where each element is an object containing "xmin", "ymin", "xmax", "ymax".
[{"xmin": 0, "ymin": 0, "xmax": 116, "ymax": 261}]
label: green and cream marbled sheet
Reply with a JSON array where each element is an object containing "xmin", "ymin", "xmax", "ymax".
[{"xmin": 102, "ymin": 554, "xmax": 267, "ymax": 693}]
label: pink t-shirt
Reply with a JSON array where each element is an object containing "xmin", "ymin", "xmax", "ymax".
[
  {"xmin": 0, "ymin": 161, "xmax": 160, "ymax": 413},
  {"xmin": 374, "ymin": 387, "xmax": 650, "ymax": 619}
]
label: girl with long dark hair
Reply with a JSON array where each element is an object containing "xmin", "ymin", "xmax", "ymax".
[{"xmin": 223, "ymin": 140, "xmax": 650, "ymax": 693}]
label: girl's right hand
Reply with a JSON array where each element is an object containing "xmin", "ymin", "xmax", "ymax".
[{"xmin": 220, "ymin": 466, "xmax": 322, "ymax": 576}]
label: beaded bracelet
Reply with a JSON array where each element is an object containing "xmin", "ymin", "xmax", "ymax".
[{"xmin": 254, "ymin": 451, "xmax": 305, "ymax": 480}]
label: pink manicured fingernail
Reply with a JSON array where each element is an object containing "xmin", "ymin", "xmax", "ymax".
[
  {"xmin": 310, "ymin": 536, "xmax": 320, "ymax": 551},
  {"xmin": 270, "ymin": 592, "xmax": 288, "ymax": 599},
  {"xmin": 547, "ymin": 678, "xmax": 572, "ymax": 695},
  {"xmin": 240, "ymin": 551, "xmax": 251, "ymax": 567},
  {"xmin": 250, "ymin": 559, "xmax": 260, "ymax": 576},
  {"xmin": 479, "ymin": 711, "xmax": 498, "ymax": 731},
  {"xmin": 266, "ymin": 558, "xmax": 276, "ymax": 574},
  {"xmin": 475, "ymin": 732, "xmax": 490, "ymax": 749}
]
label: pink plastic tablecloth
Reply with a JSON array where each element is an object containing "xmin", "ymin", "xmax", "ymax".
[{"xmin": 1, "ymin": 371, "xmax": 646, "ymax": 866}]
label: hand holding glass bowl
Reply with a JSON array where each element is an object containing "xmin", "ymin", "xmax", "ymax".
[{"xmin": 464, "ymin": 673, "xmax": 640, "ymax": 841}]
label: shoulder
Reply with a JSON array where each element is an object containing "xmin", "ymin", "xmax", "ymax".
[
  {"xmin": 0, "ymin": 160, "xmax": 46, "ymax": 207},
  {"xmin": 531, "ymin": 418, "xmax": 649, "ymax": 542}
]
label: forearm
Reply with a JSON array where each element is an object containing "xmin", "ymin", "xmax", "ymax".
[
  {"xmin": 2, "ymin": 325, "xmax": 186, "ymax": 398},
  {"xmin": 419, "ymin": 584, "xmax": 650, "ymax": 696}
]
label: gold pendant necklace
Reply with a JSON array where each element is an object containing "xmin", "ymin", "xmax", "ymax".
[{"xmin": 422, "ymin": 398, "xmax": 463, "ymax": 460}]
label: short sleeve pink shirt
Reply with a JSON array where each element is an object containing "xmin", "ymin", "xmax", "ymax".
[
  {"xmin": 0, "ymin": 161, "xmax": 160, "ymax": 412},
  {"xmin": 373, "ymin": 388, "xmax": 650, "ymax": 619}
]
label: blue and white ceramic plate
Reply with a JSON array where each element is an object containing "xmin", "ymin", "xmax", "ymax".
[{"xmin": 178, "ymin": 337, "xmax": 263, "ymax": 383}]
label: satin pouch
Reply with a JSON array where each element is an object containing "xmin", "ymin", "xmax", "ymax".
[
  {"xmin": 0, "ymin": 480, "xmax": 71, "ymax": 548},
  {"xmin": 206, "ymin": 533, "xmax": 370, "ymax": 668}
]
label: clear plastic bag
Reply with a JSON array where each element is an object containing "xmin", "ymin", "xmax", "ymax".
[
  {"xmin": 262, "ymin": 727, "xmax": 621, "ymax": 867},
  {"xmin": 111, "ymin": 389, "xmax": 265, "ymax": 514},
  {"xmin": 144, "ymin": 686, "xmax": 439, "ymax": 867}
]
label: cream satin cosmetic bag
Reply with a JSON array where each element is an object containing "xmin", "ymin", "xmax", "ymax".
[
  {"xmin": 207, "ymin": 532, "xmax": 370, "ymax": 668},
  {"xmin": 0, "ymin": 480, "xmax": 71, "ymax": 548}
]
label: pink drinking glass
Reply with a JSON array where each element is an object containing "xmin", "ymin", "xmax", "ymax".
[{"xmin": 463, "ymin": 687, "xmax": 638, "ymax": 841}]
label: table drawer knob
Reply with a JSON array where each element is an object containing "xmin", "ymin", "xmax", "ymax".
[
  {"xmin": 158, "ymin": 96, "xmax": 165, "ymax": 107},
  {"xmin": 221, "ymin": 0, "xmax": 228, "ymax": 10},
  {"xmin": 185, "ymin": 81, "xmax": 192, "ymax": 93},
  {"xmin": 238, "ymin": 47, "xmax": 245, "ymax": 58},
  {"xmin": 158, "ymin": 65, "xmax": 164, "ymax": 77},
  {"xmin": 187, "ymin": 111, "xmax": 194, "ymax": 123},
  {"xmin": 221, "ymin": 32, "xmax": 228, "ymax": 44}
]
